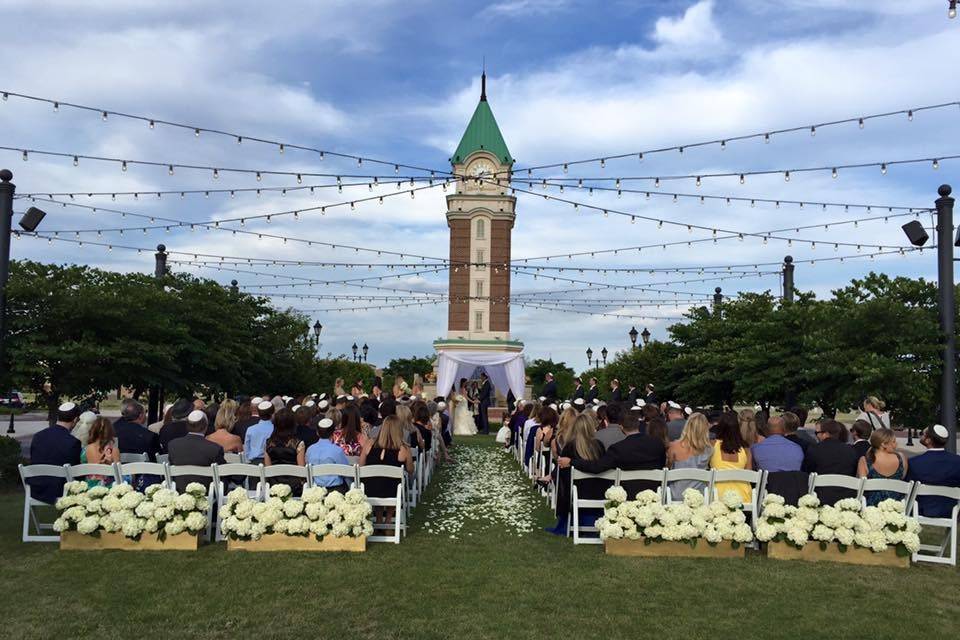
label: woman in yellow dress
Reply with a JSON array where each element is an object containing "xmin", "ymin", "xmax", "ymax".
[{"xmin": 710, "ymin": 412, "xmax": 753, "ymax": 503}]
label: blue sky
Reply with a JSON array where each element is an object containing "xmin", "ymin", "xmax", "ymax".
[{"xmin": 1, "ymin": 0, "xmax": 957, "ymax": 374}]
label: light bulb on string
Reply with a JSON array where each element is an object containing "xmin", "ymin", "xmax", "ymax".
[
  {"xmin": 121, "ymin": 160, "xmax": 127, "ymax": 172},
  {"xmin": 933, "ymin": 158, "xmax": 940, "ymax": 170},
  {"xmin": 881, "ymin": 163, "xmax": 887, "ymax": 175},
  {"xmin": 739, "ymin": 174, "xmax": 745, "ymax": 185},
  {"xmin": 695, "ymin": 176, "xmax": 701, "ymax": 187},
  {"xmin": 832, "ymin": 168, "xmax": 838, "ymax": 179},
  {"xmin": 907, "ymin": 110, "xmax": 914, "ymax": 121},
  {"xmin": 72, "ymin": 155, "xmax": 78, "ymax": 166},
  {"xmin": 858, "ymin": 118, "xmax": 864, "ymax": 129},
  {"xmin": 279, "ymin": 144, "xmax": 284, "ymax": 154},
  {"xmin": 784, "ymin": 171, "xmax": 790, "ymax": 182},
  {"xmin": 212, "ymin": 168, "xmax": 219, "ymax": 179},
  {"xmin": 194, "ymin": 128, "xmax": 200, "ymax": 137},
  {"xmin": 101, "ymin": 111, "xmax": 108, "ymax": 121}
]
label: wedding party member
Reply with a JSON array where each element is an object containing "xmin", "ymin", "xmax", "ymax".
[
  {"xmin": 856, "ymin": 395, "xmax": 891, "ymax": 431},
  {"xmin": 264, "ymin": 408, "xmax": 306, "ymax": 494},
  {"xmin": 28, "ymin": 402, "xmax": 82, "ymax": 503},
  {"xmin": 906, "ymin": 424, "xmax": 960, "ymax": 517},
  {"xmin": 477, "ymin": 373, "xmax": 492, "ymax": 435},
  {"xmin": 751, "ymin": 416, "xmax": 803, "ymax": 472},
  {"xmin": 451, "ymin": 378, "xmax": 476, "ymax": 437},
  {"xmin": 857, "ymin": 427, "xmax": 909, "ymax": 506},
  {"xmin": 626, "ymin": 383, "xmax": 639, "ymax": 406},
  {"xmin": 334, "ymin": 378, "xmax": 346, "ymax": 397},
  {"xmin": 667, "ymin": 413, "xmax": 714, "ymax": 501},
  {"xmin": 665, "ymin": 402, "xmax": 686, "ymax": 441},
  {"xmin": 307, "ymin": 418, "xmax": 351, "ymax": 492},
  {"xmin": 333, "ymin": 405, "xmax": 366, "ymax": 457},
  {"xmin": 586, "ymin": 377, "xmax": 599, "ymax": 403},
  {"xmin": 710, "ymin": 412, "xmax": 753, "ymax": 503},
  {"xmin": 850, "ymin": 420, "xmax": 872, "ymax": 460},
  {"xmin": 158, "ymin": 398, "xmax": 194, "ymax": 453},
  {"xmin": 644, "ymin": 384, "xmax": 658, "ymax": 407},
  {"xmin": 243, "ymin": 400, "xmax": 276, "ymax": 464},
  {"xmin": 548, "ymin": 412, "xmax": 605, "ymax": 535},
  {"xmin": 542, "ymin": 373, "xmax": 558, "ymax": 403},
  {"xmin": 207, "ymin": 399, "xmax": 242, "ymax": 454},
  {"xmin": 167, "ymin": 410, "xmax": 225, "ymax": 492},
  {"xmin": 572, "ymin": 377, "xmax": 584, "ymax": 400},
  {"xmin": 738, "ymin": 408, "xmax": 763, "ymax": 447},
  {"xmin": 559, "ymin": 410, "xmax": 666, "ymax": 497},
  {"xmin": 426, "ymin": 402, "xmax": 451, "ymax": 462},
  {"xmin": 609, "ymin": 379, "xmax": 622, "ymax": 403},
  {"xmin": 113, "ymin": 400, "xmax": 160, "ymax": 462},
  {"xmin": 393, "ymin": 375, "xmax": 410, "ymax": 398},
  {"xmin": 783, "ymin": 411, "xmax": 816, "ymax": 452},
  {"xmin": 804, "ymin": 419, "xmax": 859, "ymax": 505}
]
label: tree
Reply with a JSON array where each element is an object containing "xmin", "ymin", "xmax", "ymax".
[
  {"xmin": 312, "ymin": 359, "xmax": 376, "ymax": 398},
  {"xmin": 384, "ymin": 355, "xmax": 435, "ymax": 384}
]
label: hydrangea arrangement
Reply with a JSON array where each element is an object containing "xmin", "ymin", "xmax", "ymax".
[
  {"xmin": 596, "ymin": 486, "xmax": 754, "ymax": 547},
  {"xmin": 52, "ymin": 480, "xmax": 209, "ymax": 539},
  {"xmin": 219, "ymin": 484, "xmax": 374, "ymax": 541},
  {"xmin": 755, "ymin": 493, "xmax": 922, "ymax": 556}
]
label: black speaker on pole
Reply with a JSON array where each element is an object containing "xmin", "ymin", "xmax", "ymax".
[
  {"xmin": 18, "ymin": 206, "xmax": 46, "ymax": 232},
  {"xmin": 901, "ymin": 220, "xmax": 929, "ymax": 247}
]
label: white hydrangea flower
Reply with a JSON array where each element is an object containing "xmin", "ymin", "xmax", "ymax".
[
  {"xmin": 635, "ymin": 490, "xmax": 659, "ymax": 505},
  {"xmin": 153, "ymin": 506, "xmax": 174, "ymax": 522},
  {"xmin": 733, "ymin": 523, "xmax": 753, "ymax": 543},
  {"xmin": 144, "ymin": 517, "xmax": 159, "ymax": 533},
  {"xmin": 811, "ymin": 524, "xmax": 834, "ymax": 542},
  {"xmin": 786, "ymin": 526, "xmax": 809, "ymax": 547},
  {"xmin": 604, "ymin": 486, "xmax": 628, "ymax": 504},
  {"xmin": 185, "ymin": 482, "xmax": 206, "ymax": 496},
  {"xmin": 721, "ymin": 490, "xmax": 743, "ymax": 510},
  {"xmin": 755, "ymin": 522, "xmax": 777, "ymax": 541},
  {"xmin": 878, "ymin": 498, "xmax": 905, "ymax": 513},
  {"xmin": 345, "ymin": 488, "xmax": 366, "ymax": 505},
  {"xmin": 703, "ymin": 525, "xmax": 722, "ymax": 544},
  {"xmin": 67, "ymin": 481, "xmax": 89, "ymax": 495},
  {"xmin": 269, "ymin": 484, "xmax": 293, "ymax": 499},
  {"xmin": 834, "ymin": 527, "xmax": 855, "ymax": 546},
  {"xmin": 798, "ymin": 494, "xmax": 821, "ymax": 509},
  {"xmin": 301, "ymin": 487, "xmax": 328, "ymax": 504},
  {"xmin": 763, "ymin": 493, "xmax": 786, "ymax": 506},
  {"xmin": 834, "ymin": 498, "xmax": 860, "ymax": 512},
  {"xmin": 331, "ymin": 522, "xmax": 350, "ymax": 537},
  {"xmin": 184, "ymin": 512, "xmax": 207, "ymax": 532},
  {"xmin": 901, "ymin": 532, "xmax": 921, "ymax": 553},
  {"xmin": 52, "ymin": 517, "xmax": 68, "ymax": 532},
  {"xmin": 762, "ymin": 503, "xmax": 786, "ymax": 520},
  {"xmin": 682, "ymin": 488, "xmax": 705, "ymax": 509},
  {"xmin": 283, "ymin": 500, "xmax": 304, "ymax": 518},
  {"xmin": 174, "ymin": 493, "xmax": 197, "ymax": 512},
  {"xmin": 88, "ymin": 485, "xmax": 109, "ymax": 499},
  {"xmin": 77, "ymin": 515, "xmax": 100, "ymax": 535},
  {"xmin": 323, "ymin": 492, "xmax": 346, "ymax": 508},
  {"xmin": 164, "ymin": 517, "xmax": 186, "ymax": 536},
  {"xmin": 122, "ymin": 518, "xmax": 144, "ymax": 538}
]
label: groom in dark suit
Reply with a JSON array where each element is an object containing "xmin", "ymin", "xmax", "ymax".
[{"xmin": 477, "ymin": 373, "xmax": 492, "ymax": 435}]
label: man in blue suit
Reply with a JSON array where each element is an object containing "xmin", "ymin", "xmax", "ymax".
[
  {"xmin": 28, "ymin": 401, "xmax": 82, "ymax": 504},
  {"xmin": 906, "ymin": 424, "xmax": 960, "ymax": 517}
]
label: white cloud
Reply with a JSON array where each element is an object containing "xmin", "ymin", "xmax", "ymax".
[
  {"xmin": 652, "ymin": 0, "xmax": 722, "ymax": 49},
  {"xmin": 484, "ymin": 0, "xmax": 571, "ymax": 17}
]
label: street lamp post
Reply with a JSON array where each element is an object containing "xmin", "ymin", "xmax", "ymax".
[
  {"xmin": 312, "ymin": 321, "xmax": 322, "ymax": 347},
  {"xmin": 629, "ymin": 326, "xmax": 639, "ymax": 349},
  {"xmin": 782, "ymin": 256, "xmax": 795, "ymax": 304},
  {"xmin": 352, "ymin": 342, "xmax": 359, "ymax": 363},
  {"xmin": 230, "ymin": 279, "xmax": 238, "ymax": 294},
  {"xmin": 641, "ymin": 327, "xmax": 651, "ymax": 347},
  {"xmin": 601, "ymin": 347, "xmax": 608, "ymax": 365},
  {"xmin": 586, "ymin": 347, "xmax": 593, "ymax": 367},
  {"xmin": 362, "ymin": 343, "xmax": 369, "ymax": 362}
]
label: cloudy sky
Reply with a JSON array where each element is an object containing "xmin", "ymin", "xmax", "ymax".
[{"xmin": 1, "ymin": 0, "xmax": 957, "ymax": 372}]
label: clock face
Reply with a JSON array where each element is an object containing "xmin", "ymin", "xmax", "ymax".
[{"xmin": 470, "ymin": 160, "xmax": 494, "ymax": 177}]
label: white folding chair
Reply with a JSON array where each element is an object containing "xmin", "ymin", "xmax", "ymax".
[
  {"xmin": 617, "ymin": 468, "xmax": 667, "ymax": 501},
  {"xmin": 223, "ymin": 452, "xmax": 244, "ymax": 464},
  {"xmin": 18, "ymin": 463, "xmax": 70, "ymax": 542},
  {"xmin": 117, "ymin": 461, "xmax": 169, "ymax": 488},
  {"xmin": 212, "ymin": 463, "xmax": 265, "ymax": 541},
  {"xmin": 912, "ymin": 484, "xmax": 960, "ymax": 566},
  {"xmin": 665, "ymin": 468, "xmax": 715, "ymax": 504},
  {"xmin": 119, "ymin": 452, "xmax": 148, "ymax": 464},
  {"xmin": 166, "ymin": 464, "xmax": 216, "ymax": 541},
  {"xmin": 156, "ymin": 453, "xmax": 169, "ymax": 464},
  {"xmin": 307, "ymin": 463, "xmax": 359, "ymax": 490},
  {"xmin": 66, "ymin": 463, "xmax": 122, "ymax": 485},
  {"xmin": 407, "ymin": 448, "xmax": 420, "ymax": 509},
  {"xmin": 346, "ymin": 456, "xmax": 361, "ymax": 466},
  {"xmin": 261, "ymin": 464, "xmax": 311, "ymax": 495},
  {"xmin": 808, "ymin": 473, "xmax": 865, "ymax": 504},
  {"xmin": 358, "ymin": 465, "xmax": 405, "ymax": 543},
  {"xmin": 571, "ymin": 468, "xmax": 619, "ymax": 544},
  {"xmin": 860, "ymin": 478, "xmax": 917, "ymax": 512}
]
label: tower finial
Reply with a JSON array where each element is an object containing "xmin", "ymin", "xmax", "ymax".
[{"xmin": 480, "ymin": 58, "xmax": 487, "ymax": 102}]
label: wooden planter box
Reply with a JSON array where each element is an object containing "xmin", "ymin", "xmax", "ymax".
[
  {"xmin": 60, "ymin": 530, "xmax": 199, "ymax": 551},
  {"xmin": 767, "ymin": 541, "xmax": 909, "ymax": 568},
  {"xmin": 605, "ymin": 537, "xmax": 746, "ymax": 559},
  {"xmin": 227, "ymin": 533, "xmax": 366, "ymax": 553}
]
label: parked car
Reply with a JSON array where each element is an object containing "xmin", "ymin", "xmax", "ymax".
[{"xmin": 0, "ymin": 391, "xmax": 25, "ymax": 409}]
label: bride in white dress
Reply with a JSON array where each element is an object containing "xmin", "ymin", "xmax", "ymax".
[{"xmin": 451, "ymin": 378, "xmax": 477, "ymax": 436}]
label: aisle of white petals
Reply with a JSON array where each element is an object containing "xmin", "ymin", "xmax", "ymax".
[{"xmin": 422, "ymin": 444, "xmax": 542, "ymax": 539}]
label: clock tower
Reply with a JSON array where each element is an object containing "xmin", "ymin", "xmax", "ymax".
[{"xmin": 443, "ymin": 72, "xmax": 517, "ymax": 343}]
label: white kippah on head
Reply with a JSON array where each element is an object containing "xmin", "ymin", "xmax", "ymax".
[
  {"xmin": 636, "ymin": 399, "xmax": 646, "ymax": 407},
  {"xmin": 347, "ymin": 395, "xmax": 355, "ymax": 401},
  {"xmin": 933, "ymin": 424, "xmax": 949, "ymax": 439},
  {"xmin": 318, "ymin": 400, "xmax": 329, "ymax": 410},
  {"xmin": 684, "ymin": 407, "xmax": 692, "ymax": 416},
  {"xmin": 561, "ymin": 402, "xmax": 571, "ymax": 410},
  {"xmin": 438, "ymin": 402, "xmax": 447, "ymax": 411},
  {"xmin": 630, "ymin": 405, "xmax": 643, "ymax": 412},
  {"xmin": 539, "ymin": 396, "xmax": 547, "ymax": 402},
  {"xmin": 592, "ymin": 399, "xmax": 600, "ymax": 405},
  {"xmin": 574, "ymin": 398, "xmax": 585, "ymax": 406},
  {"xmin": 187, "ymin": 410, "xmax": 206, "ymax": 422},
  {"xmin": 318, "ymin": 418, "xmax": 334, "ymax": 429},
  {"xmin": 549, "ymin": 404, "xmax": 558, "ymax": 411},
  {"xmin": 304, "ymin": 400, "xmax": 316, "ymax": 408},
  {"xmin": 291, "ymin": 405, "xmax": 301, "ymax": 412},
  {"xmin": 668, "ymin": 401, "xmax": 682, "ymax": 410},
  {"xmin": 318, "ymin": 393, "xmax": 326, "ymax": 400},
  {"xmin": 251, "ymin": 397, "xmax": 263, "ymax": 405},
  {"xmin": 58, "ymin": 401, "xmax": 77, "ymax": 412},
  {"xmin": 257, "ymin": 400, "xmax": 273, "ymax": 411}
]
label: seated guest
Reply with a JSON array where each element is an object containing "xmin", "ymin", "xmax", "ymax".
[
  {"xmin": 360, "ymin": 402, "xmax": 382, "ymax": 441},
  {"xmin": 232, "ymin": 399, "xmax": 259, "ymax": 442},
  {"xmin": 28, "ymin": 402, "xmax": 82, "ymax": 503},
  {"xmin": 167, "ymin": 410, "xmax": 225, "ymax": 491},
  {"xmin": 710, "ymin": 412, "xmax": 753, "ymax": 503},
  {"xmin": 640, "ymin": 404, "xmax": 660, "ymax": 435},
  {"xmin": 72, "ymin": 410, "xmax": 98, "ymax": 448},
  {"xmin": 647, "ymin": 417, "xmax": 670, "ymax": 449},
  {"xmin": 850, "ymin": 420, "xmax": 872, "ymax": 461},
  {"xmin": 906, "ymin": 424, "xmax": 960, "ymax": 517},
  {"xmin": 207, "ymin": 399, "xmax": 242, "ymax": 454},
  {"xmin": 306, "ymin": 418, "xmax": 351, "ymax": 492},
  {"xmin": 522, "ymin": 403, "xmax": 543, "ymax": 466},
  {"xmin": 595, "ymin": 403, "xmax": 626, "ymax": 449},
  {"xmin": 739, "ymin": 408, "xmax": 763, "ymax": 447},
  {"xmin": 147, "ymin": 402, "xmax": 173, "ymax": 434},
  {"xmin": 360, "ymin": 416, "xmax": 415, "ymax": 530},
  {"xmin": 81, "ymin": 416, "xmax": 121, "ymax": 487},
  {"xmin": 803, "ymin": 419, "xmax": 859, "ymax": 505},
  {"xmin": 114, "ymin": 399, "xmax": 160, "ymax": 461},
  {"xmin": 426, "ymin": 401, "xmax": 451, "ymax": 463},
  {"xmin": 158, "ymin": 398, "xmax": 194, "ymax": 454},
  {"xmin": 783, "ymin": 411, "xmax": 816, "ymax": 452},
  {"xmin": 751, "ymin": 416, "xmax": 803, "ymax": 472},
  {"xmin": 856, "ymin": 396, "xmax": 891, "ymax": 431},
  {"xmin": 548, "ymin": 412, "xmax": 605, "ymax": 535},
  {"xmin": 294, "ymin": 404, "xmax": 319, "ymax": 449},
  {"xmin": 508, "ymin": 401, "xmax": 528, "ymax": 449},
  {"xmin": 558, "ymin": 408, "xmax": 666, "ymax": 497},
  {"xmin": 667, "ymin": 413, "xmax": 714, "ymax": 501},
  {"xmin": 264, "ymin": 408, "xmax": 306, "ymax": 494},
  {"xmin": 243, "ymin": 400, "xmax": 276, "ymax": 464},
  {"xmin": 410, "ymin": 402, "xmax": 433, "ymax": 453},
  {"xmin": 665, "ymin": 402, "xmax": 686, "ymax": 441},
  {"xmin": 526, "ymin": 407, "xmax": 558, "ymax": 467},
  {"xmin": 857, "ymin": 427, "xmax": 908, "ymax": 506}
]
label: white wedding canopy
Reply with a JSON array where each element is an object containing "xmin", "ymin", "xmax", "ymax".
[{"xmin": 435, "ymin": 350, "xmax": 526, "ymax": 400}]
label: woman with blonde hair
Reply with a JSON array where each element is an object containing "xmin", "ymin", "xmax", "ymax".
[
  {"xmin": 360, "ymin": 415, "xmax": 415, "ymax": 528},
  {"xmin": 551, "ymin": 406, "xmax": 580, "ymax": 456},
  {"xmin": 207, "ymin": 399, "xmax": 242, "ymax": 453},
  {"xmin": 856, "ymin": 395, "xmax": 891, "ymax": 431},
  {"xmin": 857, "ymin": 427, "xmax": 908, "ymax": 506},
  {"xmin": 738, "ymin": 408, "xmax": 763, "ymax": 446},
  {"xmin": 547, "ymin": 412, "xmax": 604, "ymax": 535},
  {"xmin": 667, "ymin": 413, "xmax": 715, "ymax": 501}
]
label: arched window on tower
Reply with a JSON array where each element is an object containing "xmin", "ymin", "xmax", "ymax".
[{"xmin": 476, "ymin": 218, "xmax": 485, "ymax": 239}]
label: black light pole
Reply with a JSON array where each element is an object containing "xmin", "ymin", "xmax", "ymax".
[
  {"xmin": 362, "ymin": 343, "xmax": 369, "ymax": 362},
  {"xmin": 147, "ymin": 244, "xmax": 168, "ymax": 424},
  {"xmin": 641, "ymin": 327, "xmax": 651, "ymax": 347},
  {"xmin": 713, "ymin": 287, "xmax": 723, "ymax": 312},
  {"xmin": 629, "ymin": 326, "xmax": 638, "ymax": 349},
  {"xmin": 601, "ymin": 347, "xmax": 608, "ymax": 365},
  {"xmin": 936, "ymin": 185, "xmax": 956, "ymax": 453},
  {"xmin": 0, "ymin": 170, "xmax": 13, "ymax": 433},
  {"xmin": 782, "ymin": 256, "xmax": 795, "ymax": 304},
  {"xmin": 586, "ymin": 347, "xmax": 593, "ymax": 367},
  {"xmin": 352, "ymin": 342, "xmax": 359, "ymax": 363},
  {"xmin": 312, "ymin": 321, "xmax": 322, "ymax": 347},
  {"xmin": 230, "ymin": 279, "xmax": 239, "ymax": 294}
]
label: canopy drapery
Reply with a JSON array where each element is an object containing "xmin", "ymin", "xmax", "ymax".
[{"xmin": 435, "ymin": 350, "xmax": 525, "ymax": 400}]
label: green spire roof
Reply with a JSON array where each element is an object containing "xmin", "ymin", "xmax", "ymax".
[{"xmin": 450, "ymin": 75, "xmax": 513, "ymax": 165}]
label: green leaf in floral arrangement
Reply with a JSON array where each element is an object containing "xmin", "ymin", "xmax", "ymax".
[
  {"xmin": 838, "ymin": 543, "xmax": 848, "ymax": 553},
  {"xmin": 731, "ymin": 541, "xmax": 740, "ymax": 550},
  {"xmin": 819, "ymin": 541, "xmax": 827, "ymax": 551},
  {"xmin": 689, "ymin": 539, "xmax": 698, "ymax": 548},
  {"xmin": 895, "ymin": 544, "xmax": 910, "ymax": 558},
  {"xmin": 643, "ymin": 537, "xmax": 652, "ymax": 546},
  {"xmin": 707, "ymin": 540, "xmax": 718, "ymax": 547}
]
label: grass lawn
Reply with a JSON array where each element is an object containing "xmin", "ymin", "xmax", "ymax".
[{"xmin": 1, "ymin": 437, "xmax": 957, "ymax": 640}]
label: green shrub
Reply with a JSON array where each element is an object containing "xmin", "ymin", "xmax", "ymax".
[{"xmin": 0, "ymin": 436, "xmax": 24, "ymax": 487}]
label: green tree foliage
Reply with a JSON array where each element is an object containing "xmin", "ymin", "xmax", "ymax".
[
  {"xmin": 3, "ymin": 260, "xmax": 316, "ymax": 407},
  {"xmin": 526, "ymin": 358, "xmax": 575, "ymax": 399},
  {"xmin": 312, "ymin": 359, "xmax": 376, "ymax": 398},
  {"xmin": 384, "ymin": 356, "xmax": 435, "ymax": 382}
]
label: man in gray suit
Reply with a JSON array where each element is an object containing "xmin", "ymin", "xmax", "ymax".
[{"xmin": 167, "ymin": 410, "xmax": 225, "ymax": 492}]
